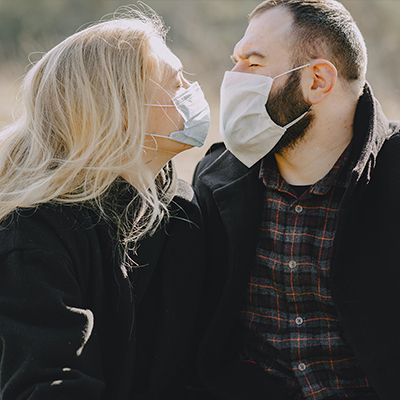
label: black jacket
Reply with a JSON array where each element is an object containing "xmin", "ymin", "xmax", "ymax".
[
  {"xmin": 193, "ymin": 84, "xmax": 400, "ymax": 400},
  {"xmin": 0, "ymin": 179, "xmax": 205, "ymax": 400}
]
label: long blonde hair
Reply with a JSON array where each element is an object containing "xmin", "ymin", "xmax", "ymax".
[{"xmin": 0, "ymin": 8, "xmax": 177, "ymax": 270}]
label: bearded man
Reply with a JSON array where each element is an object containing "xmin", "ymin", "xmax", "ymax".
[{"xmin": 193, "ymin": 1, "xmax": 400, "ymax": 399}]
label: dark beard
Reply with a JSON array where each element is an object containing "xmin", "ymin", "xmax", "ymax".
[{"xmin": 266, "ymin": 69, "xmax": 313, "ymax": 154}]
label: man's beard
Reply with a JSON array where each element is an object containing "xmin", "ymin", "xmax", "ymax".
[{"xmin": 266, "ymin": 69, "xmax": 314, "ymax": 154}]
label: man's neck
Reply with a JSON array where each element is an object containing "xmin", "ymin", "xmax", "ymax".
[{"xmin": 274, "ymin": 101, "xmax": 357, "ymax": 186}]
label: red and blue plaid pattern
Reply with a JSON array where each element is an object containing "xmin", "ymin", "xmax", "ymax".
[{"xmin": 239, "ymin": 148, "xmax": 379, "ymax": 399}]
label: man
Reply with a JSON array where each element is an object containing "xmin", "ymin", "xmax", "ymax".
[{"xmin": 193, "ymin": 1, "xmax": 399, "ymax": 399}]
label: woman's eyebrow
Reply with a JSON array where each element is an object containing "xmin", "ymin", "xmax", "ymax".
[
  {"xmin": 170, "ymin": 65, "xmax": 183, "ymax": 78},
  {"xmin": 161, "ymin": 64, "xmax": 182, "ymax": 84}
]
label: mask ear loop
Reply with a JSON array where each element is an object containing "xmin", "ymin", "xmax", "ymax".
[
  {"xmin": 283, "ymin": 109, "xmax": 310, "ymax": 129},
  {"xmin": 144, "ymin": 78, "xmax": 180, "ymax": 130},
  {"xmin": 155, "ymin": 105, "xmax": 180, "ymax": 131},
  {"xmin": 144, "ymin": 78, "xmax": 177, "ymax": 107},
  {"xmin": 145, "ymin": 104, "xmax": 175, "ymax": 107},
  {"xmin": 272, "ymin": 63, "xmax": 312, "ymax": 128},
  {"xmin": 272, "ymin": 63, "xmax": 311, "ymax": 80},
  {"xmin": 143, "ymin": 133, "xmax": 182, "ymax": 156}
]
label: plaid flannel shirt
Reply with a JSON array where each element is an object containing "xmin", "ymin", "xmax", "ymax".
[{"xmin": 239, "ymin": 147, "xmax": 379, "ymax": 400}]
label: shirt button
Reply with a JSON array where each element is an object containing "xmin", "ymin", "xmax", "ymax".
[
  {"xmin": 288, "ymin": 260, "xmax": 297, "ymax": 269},
  {"xmin": 298, "ymin": 362, "xmax": 307, "ymax": 372},
  {"xmin": 295, "ymin": 316, "xmax": 304, "ymax": 326},
  {"xmin": 295, "ymin": 205, "xmax": 303, "ymax": 214}
]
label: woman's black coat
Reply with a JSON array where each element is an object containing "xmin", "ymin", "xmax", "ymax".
[{"xmin": 0, "ymin": 179, "xmax": 205, "ymax": 400}]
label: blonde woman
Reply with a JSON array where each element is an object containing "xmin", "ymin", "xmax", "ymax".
[{"xmin": 0, "ymin": 9, "xmax": 209, "ymax": 400}]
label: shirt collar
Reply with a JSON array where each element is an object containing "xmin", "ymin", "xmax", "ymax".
[{"xmin": 259, "ymin": 144, "xmax": 352, "ymax": 196}]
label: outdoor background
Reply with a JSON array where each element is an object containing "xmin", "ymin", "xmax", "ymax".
[{"xmin": 0, "ymin": 0, "xmax": 399, "ymax": 182}]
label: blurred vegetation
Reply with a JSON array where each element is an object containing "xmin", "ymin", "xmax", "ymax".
[{"xmin": 0, "ymin": 0, "xmax": 399, "ymax": 180}]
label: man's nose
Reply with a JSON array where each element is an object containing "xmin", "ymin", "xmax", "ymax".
[{"xmin": 231, "ymin": 61, "xmax": 249, "ymax": 73}]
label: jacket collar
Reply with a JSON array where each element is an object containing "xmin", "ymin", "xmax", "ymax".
[
  {"xmin": 259, "ymin": 144, "xmax": 351, "ymax": 197},
  {"xmin": 348, "ymin": 83, "xmax": 390, "ymax": 184},
  {"xmin": 199, "ymin": 148, "xmax": 260, "ymax": 193}
]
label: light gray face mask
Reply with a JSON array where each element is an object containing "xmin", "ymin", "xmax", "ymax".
[
  {"xmin": 220, "ymin": 63, "xmax": 310, "ymax": 167},
  {"xmin": 145, "ymin": 81, "xmax": 211, "ymax": 147}
]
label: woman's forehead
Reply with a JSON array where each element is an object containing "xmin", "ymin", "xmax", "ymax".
[{"xmin": 150, "ymin": 37, "xmax": 182, "ymax": 75}]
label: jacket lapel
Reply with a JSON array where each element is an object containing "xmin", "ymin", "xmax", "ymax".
[{"xmin": 199, "ymin": 150, "xmax": 264, "ymax": 300}]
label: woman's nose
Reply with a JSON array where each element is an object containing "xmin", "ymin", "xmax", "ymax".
[{"xmin": 182, "ymin": 77, "xmax": 191, "ymax": 89}]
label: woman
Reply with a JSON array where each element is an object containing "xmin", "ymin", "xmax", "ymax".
[{"xmin": 0, "ymin": 9, "xmax": 209, "ymax": 400}]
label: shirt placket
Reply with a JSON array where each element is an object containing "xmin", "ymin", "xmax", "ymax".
[{"xmin": 284, "ymin": 191, "xmax": 311, "ymax": 379}]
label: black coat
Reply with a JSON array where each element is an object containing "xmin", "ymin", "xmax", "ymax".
[
  {"xmin": 192, "ymin": 84, "xmax": 400, "ymax": 400},
  {"xmin": 0, "ymin": 179, "xmax": 205, "ymax": 400}
]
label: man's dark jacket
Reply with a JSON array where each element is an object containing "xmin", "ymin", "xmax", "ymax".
[
  {"xmin": 0, "ymin": 179, "xmax": 205, "ymax": 400},
  {"xmin": 192, "ymin": 84, "xmax": 400, "ymax": 400}
]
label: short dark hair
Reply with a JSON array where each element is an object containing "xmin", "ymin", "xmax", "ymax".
[{"xmin": 250, "ymin": 0, "xmax": 367, "ymax": 86}]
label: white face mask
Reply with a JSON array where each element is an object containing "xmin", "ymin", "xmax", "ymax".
[
  {"xmin": 145, "ymin": 81, "xmax": 210, "ymax": 147},
  {"xmin": 220, "ymin": 64, "xmax": 310, "ymax": 167}
]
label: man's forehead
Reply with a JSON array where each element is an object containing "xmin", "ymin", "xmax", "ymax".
[{"xmin": 235, "ymin": 7, "xmax": 294, "ymax": 56}]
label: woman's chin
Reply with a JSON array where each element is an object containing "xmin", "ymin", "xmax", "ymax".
[{"xmin": 160, "ymin": 140, "xmax": 193, "ymax": 155}]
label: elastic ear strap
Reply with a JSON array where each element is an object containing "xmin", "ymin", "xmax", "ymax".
[
  {"xmin": 285, "ymin": 110, "xmax": 310, "ymax": 129},
  {"xmin": 145, "ymin": 133, "xmax": 170, "ymax": 139},
  {"xmin": 144, "ymin": 104, "xmax": 175, "ymax": 107},
  {"xmin": 145, "ymin": 83, "xmax": 180, "ymax": 129},
  {"xmin": 273, "ymin": 63, "xmax": 311, "ymax": 80},
  {"xmin": 145, "ymin": 78, "xmax": 176, "ymax": 107}
]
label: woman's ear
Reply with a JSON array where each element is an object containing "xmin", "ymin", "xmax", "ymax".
[{"xmin": 303, "ymin": 59, "xmax": 337, "ymax": 104}]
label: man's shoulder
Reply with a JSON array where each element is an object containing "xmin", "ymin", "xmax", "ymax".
[
  {"xmin": 205, "ymin": 142, "xmax": 227, "ymax": 157},
  {"xmin": 196, "ymin": 142, "xmax": 227, "ymax": 176},
  {"xmin": 387, "ymin": 121, "xmax": 400, "ymax": 143},
  {"xmin": 170, "ymin": 179, "xmax": 202, "ymax": 226},
  {"xmin": 374, "ymin": 121, "xmax": 400, "ymax": 181},
  {"xmin": 192, "ymin": 142, "xmax": 229, "ymax": 207},
  {"xmin": 379, "ymin": 121, "xmax": 400, "ymax": 162}
]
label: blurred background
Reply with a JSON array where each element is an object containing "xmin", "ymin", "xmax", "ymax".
[{"xmin": 0, "ymin": 0, "xmax": 399, "ymax": 182}]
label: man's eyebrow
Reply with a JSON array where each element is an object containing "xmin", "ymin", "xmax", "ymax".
[
  {"xmin": 245, "ymin": 50, "xmax": 267, "ymax": 59},
  {"xmin": 231, "ymin": 50, "xmax": 267, "ymax": 61}
]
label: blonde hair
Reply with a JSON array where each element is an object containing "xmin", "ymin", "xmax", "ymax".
[{"xmin": 0, "ymin": 7, "xmax": 177, "ymax": 271}]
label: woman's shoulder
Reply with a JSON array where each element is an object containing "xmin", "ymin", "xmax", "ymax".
[
  {"xmin": 0, "ymin": 202, "xmax": 102, "ymax": 260},
  {"xmin": 169, "ymin": 179, "xmax": 202, "ymax": 224},
  {"xmin": 174, "ymin": 179, "xmax": 195, "ymax": 202}
]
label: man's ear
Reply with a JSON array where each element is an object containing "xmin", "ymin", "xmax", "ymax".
[{"xmin": 303, "ymin": 59, "xmax": 337, "ymax": 104}]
